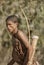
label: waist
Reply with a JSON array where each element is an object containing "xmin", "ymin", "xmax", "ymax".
[{"xmin": 12, "ymin": 48, "xmax": 27, "ymax": 61}]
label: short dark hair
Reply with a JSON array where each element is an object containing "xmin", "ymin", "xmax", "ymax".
[{"xmin": 6, "ymin": 15, "xmax": 21, "ymax": 25}]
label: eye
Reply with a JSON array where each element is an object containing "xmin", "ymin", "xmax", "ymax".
[{"xmin": 8, "ymin": 23, "xmax": 11, "ymax": 25}]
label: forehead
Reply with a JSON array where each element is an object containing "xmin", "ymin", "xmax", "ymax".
[
  {"xmin": 7, "ymin": 20, "xmax": 17, "ymax": 25},
  {"xmin": 7, "ymin": 21, "xmax": 13, "ymax": 25},
  {"xmin": 6, "ymin": 21, "xmax": 18, "ymax": 27},
  {"xmin": 7, "ymin": 21, "xmax": 13, "ymax": 23}
]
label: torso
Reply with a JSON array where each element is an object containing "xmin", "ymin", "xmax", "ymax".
[{"xmin": 12, "ymin": 36, "xmax": 27, "ymax": 65}]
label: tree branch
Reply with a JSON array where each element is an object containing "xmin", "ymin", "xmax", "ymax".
[{"xmin": 19, "ymin": 6, "xmax": 30, "ymax": 44}]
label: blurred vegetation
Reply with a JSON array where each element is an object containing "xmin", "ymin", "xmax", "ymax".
[{"xmin": 0, "ymin": 0, "xmax": 44, "ymax": 65}]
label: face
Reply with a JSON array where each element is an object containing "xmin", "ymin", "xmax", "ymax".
[{"xmin": 7, "ymin": 21, "xmax": 18, "ymax": 34}]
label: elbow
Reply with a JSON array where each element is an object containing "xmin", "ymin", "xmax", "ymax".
[{"xmin": 26, "ymin": 44, "xmax": 30, "ymax": 50}]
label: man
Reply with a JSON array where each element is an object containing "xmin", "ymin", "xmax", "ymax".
[{"xmin": 6, "ymin": 15, "xmax": 31, "ymax": 65}]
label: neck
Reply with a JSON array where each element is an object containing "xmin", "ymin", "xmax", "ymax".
[
  {"xmin": 13, "ymin": 30, "xmax": 21, "ymax": 38},
  {"xmin": 16, "ymin": 30, "xmax": 21, "ymax": 37}
]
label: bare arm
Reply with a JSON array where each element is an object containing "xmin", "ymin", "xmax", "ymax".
[
  {"xmin": 13, "ymin": 30, "xmax": 33, "ymax": 65},
  {"xmin": 17, "ymin": 30, "xmax": 34, "ymax": 65},
  {"xmin": 17, "ymin": 30, "xmax": 30, "ymax": 49}
]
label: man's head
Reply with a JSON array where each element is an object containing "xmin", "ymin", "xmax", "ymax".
[{"xmin": 6, "ymin": 15, "xmax": 21, "ymax": 34}]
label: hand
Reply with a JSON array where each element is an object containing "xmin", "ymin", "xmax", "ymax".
[{"xmin": 27, "ymin": 61, "xmax": 32, "ymax": 65}]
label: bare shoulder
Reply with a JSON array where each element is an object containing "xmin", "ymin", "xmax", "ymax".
[
  {"xmin": 18, "ymin": 30, "xmax": 28, "ymax": 39},
  {"xmin": 17, "ymin": 30, "xmax": 29, "ymax": 48}
]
